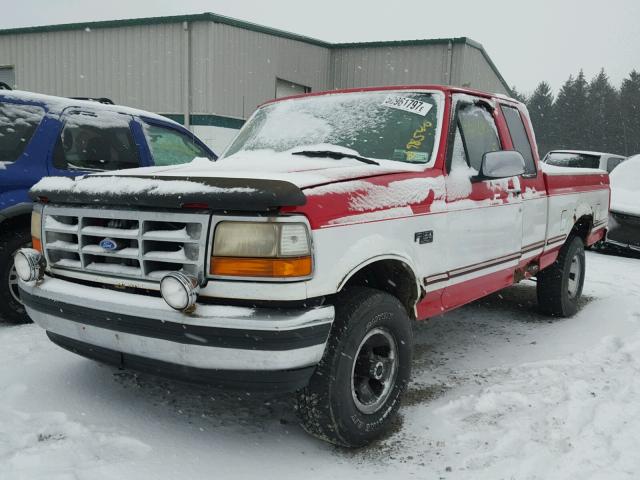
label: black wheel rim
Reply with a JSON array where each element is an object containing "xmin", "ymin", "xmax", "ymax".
[{"xmin": 351, "ymin": 327, "xmax": 398, "ymax": 414}]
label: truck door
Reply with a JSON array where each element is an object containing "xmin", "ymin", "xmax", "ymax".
[
  {"xmin": 441, "ymin": 96, "xmax": 523, "ymax": 309},
  {"xmin": 499, "ymin": 103, "xmax": 547, "ymax": 262}
]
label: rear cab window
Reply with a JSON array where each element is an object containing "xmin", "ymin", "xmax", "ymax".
[
  {"xmin": 53, "ymin": 110, "xmax": 139, "ymax": 172},
  {"xmin": 544, "ymin": 152, "xmax": 600, "ymax": 169},
  {"xmin": 0, "ymin": 101, "xmax": 45, "ymax": 166},
  {"xmin": 142, "ymin": 122, "xmax": 214, "ymax": 166},
  {"xmin": 501, "ymin": 105, "xmax": 536, "ymax": 175},
  {"xmin": 606, "ymin": 156, "xmax": 624, "ymax": 173}
]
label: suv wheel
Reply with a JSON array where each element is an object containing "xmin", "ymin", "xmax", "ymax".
[
  {"xmin": 0, "ymin": 227, "xmax": 32, "ymax": 324},
  {"xmin": 296, "ymin": 286, "xmax": 413, "ymax": 447}
]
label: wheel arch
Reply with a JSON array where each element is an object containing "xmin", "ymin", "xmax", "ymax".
[{"xmin": 337, "ymin": 255, "xmax": 421, "ymax": 320}]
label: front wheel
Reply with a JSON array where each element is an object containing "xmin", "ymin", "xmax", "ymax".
[
  {"xmin": 0, "ymin": 227, "xmax": 32, "ymax": 324},
  {"xmin": 296, "ymin": 287, "xmax": 413, "ymax": 447},
  {"xmin": 537, "ymin": 236, "xmax": 586, "ymax": 317}
]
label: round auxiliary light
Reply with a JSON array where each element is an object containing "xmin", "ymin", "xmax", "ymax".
[
  {"xmin": 14, "ymin": 248, "xmax": 46, "ymax": 283},
  {"xmin": 160, "ymin": 272, "xmax": 200, "ymax": 311}
]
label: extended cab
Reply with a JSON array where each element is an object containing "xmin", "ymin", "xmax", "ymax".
[
  {"xmin": 17, "ymin": 86, "xmax": 609, "ymax": 447},
  {"xmin": 0, "ymin": 89, "xmax": 216, "ymax": 322}
]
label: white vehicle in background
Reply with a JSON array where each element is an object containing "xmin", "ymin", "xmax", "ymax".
[
  {"xmin": 542, "ymin": 150, "xmax": 626, "ymax": 173},
  {"xmin": 607, "ymin": 154, "xmax": 640, "ymax": 252}
]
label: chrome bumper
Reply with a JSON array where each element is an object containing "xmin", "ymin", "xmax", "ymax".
[{"xmin": 19, "ymin": 277, "xmax": 334, "ymax": 389}]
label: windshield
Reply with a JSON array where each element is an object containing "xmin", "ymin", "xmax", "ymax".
[
  {"xmin": 222, "ymin": 91, "xmax": 442, "ymax": 164},
  {"xmin": 544, "ymin": 152, "xmax": 600, "ymax": 169}
]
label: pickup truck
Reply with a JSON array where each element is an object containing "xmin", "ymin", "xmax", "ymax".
[
  {"xmin": 0, "ymin": 89, "xmax": 216, "ymax": 323},
  {"xmin": 16, "ymin": 85, "xmax": 609, "ymax": 447}
]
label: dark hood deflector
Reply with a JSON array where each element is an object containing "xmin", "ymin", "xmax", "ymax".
[{"xmin": 29, "ymin": 175, "xmax": 307, "ymax": 211}]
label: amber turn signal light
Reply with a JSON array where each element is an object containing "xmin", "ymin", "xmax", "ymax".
[{"xmin": 210, "ymin": 256, "xmax": 312, "ymax": 278}]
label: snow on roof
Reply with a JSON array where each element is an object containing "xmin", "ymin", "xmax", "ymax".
[
  {"xmin": 0, "ymin": 89, "xmax": 179, "ymax": 125},
  {"xmin": 546, "ymin": 150, "xmax": 622, "ymax": 158}
]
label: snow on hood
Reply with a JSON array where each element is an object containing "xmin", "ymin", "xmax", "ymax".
[
  {"xmin": 97, "ymin": 147, "xmax": 421, "ymax": 189},
  {"xmin": 610, "ymin": 155, "xmax": 640, "ymax": 216}
]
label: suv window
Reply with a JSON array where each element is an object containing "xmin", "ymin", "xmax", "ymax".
[
  {"xmin": 606, "ymin": 156, "xmax": 624, "ymax": 173},
  {"xmin": 502, "ymin": 105, "xmax": 536, "ymax": 175},
  {"xmin": 53, "ymin": 110, "xmax": 139, "ymax": 171},
  {"xmin": 143, "ymin": 123, "xmax": 213, "ymax": 166},
  {"xmin": 455, "ymin": 102, "xmax": 501, "ymax": 172},
  {"xmin": 0, "ymin": 102, "xmax": 45, "ymax": 164},
  {"xmin": 544, "ymin": 152, "xmax": 600, "ymax": 169}
]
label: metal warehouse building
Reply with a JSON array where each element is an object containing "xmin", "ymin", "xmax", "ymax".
[{"xmin": 0, "ymin": 13, "xmax": 510, "ymax": 152}]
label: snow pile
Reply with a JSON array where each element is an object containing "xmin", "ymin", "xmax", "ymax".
[
  {"xmin": 0, "ymin": 393, "xmax": 151, "ymax": 478},
  {"xmin": 32, "ymin": 175, "xmax": 256, "ymax": 196},
  {"xmin": 610, "ymin": 154, "xmax": 640, "ymax": 216}
]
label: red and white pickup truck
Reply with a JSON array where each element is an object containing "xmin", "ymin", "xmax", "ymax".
[{"xmin": 17, "ymin": 85, "xmax": 609, "ymax": 447}]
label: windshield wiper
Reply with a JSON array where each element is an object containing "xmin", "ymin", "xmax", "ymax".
[{"xmin": 292, "ymin": 150, "xmax": 380, "ymax": 166}]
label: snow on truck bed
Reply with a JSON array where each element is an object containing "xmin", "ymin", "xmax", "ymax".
[{"xmin": 2, "ymin": 250, "xmax": 640, "ymax": 479}]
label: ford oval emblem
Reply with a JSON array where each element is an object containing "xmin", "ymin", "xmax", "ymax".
[{"xmin": 99, "ymin": 238, "xmax": 118, "ymax": 251}]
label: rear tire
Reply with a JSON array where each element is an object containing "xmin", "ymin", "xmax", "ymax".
[
  {"xmin": 0, "ymin": 227, "xmax": 32, "ymax": 324},
  {"xmin": 537, "ymin": 236, "xmax": 585, "ymax": 317},
  {"xmin": 296, "ymin": 286, "xmax": 413, "ymax": 447}
]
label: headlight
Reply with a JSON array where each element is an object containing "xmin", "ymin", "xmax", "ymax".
[
  {"xmin": 14, "ymin": 248, "xmax": 46, "ymax": 282},
  {"xmin": 210, "ymin": 221, "xmax": 312, "ymax": 278},
  {"xmin": 31, "ymin": 210, "xmax": 43, "ymax": 252},
  {"xmin": 160, "ymin": 272, "xmax": 199, "ymax": 311}
]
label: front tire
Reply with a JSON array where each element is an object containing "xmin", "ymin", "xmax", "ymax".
[
  {"xmin": 296, "ymin": 287, "xmax": 413, "ymax": 447},
  {"xmin": 537, "ymin": 236, "xmax": 586, "ymax": 317},
  {"xmin": 0, "ymin": 227, "xmax": 32, "ymax": 324}
]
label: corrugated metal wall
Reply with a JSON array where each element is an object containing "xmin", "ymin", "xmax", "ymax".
[
  {"xmin": 459, "ymin": 44, "xmax": 508, "ymax": 94},
  {"xmin": 0, "ymin": 23, "xmax": 186, "ymax": 112},
  {"xmin": 190, "ymin": 22, "xmax": 331, "ymax": 118},
  {"xmin": 331, "ymin": 43, "xmax": 453, "ymax": 88},
  {"xmin": 0, "ymin": 19, "xmax": 508, "ymax": 120}
]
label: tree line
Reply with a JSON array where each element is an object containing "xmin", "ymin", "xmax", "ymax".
[{"xmin": 511, "ymin": 69, "xmax": 640, "ymax": 158}]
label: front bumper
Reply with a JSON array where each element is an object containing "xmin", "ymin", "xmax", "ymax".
[
  {"xmin": 19, "ymin": 276, "xmax": 334, "ymax": 391},
  {"xmin": 607, "ymin": 211, "xmax": 640, "ymax": 252}
]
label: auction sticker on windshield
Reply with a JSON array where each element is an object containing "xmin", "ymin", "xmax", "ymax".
[{"xmin": 382, "ymin": 95, "xmax": 433, "ymax": 116}]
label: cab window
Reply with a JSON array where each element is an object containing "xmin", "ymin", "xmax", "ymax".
[
  {"xmin": 53, "ymin": 111, "xmax": 139, "ymax": 171},
  {"xmin": 143, "ymin": 123, "xmax": 213, "ymax": 166},
  {"xmin": 502, "ymin": 105, "xmax": 536, "ymax": 175},
  {"xmin": 454, "ymin": 102, "xmax": 501, "ymax": 172},
  {"xmin": 0, "ymin": 102, "xmax": 45, "ymax": 164}
]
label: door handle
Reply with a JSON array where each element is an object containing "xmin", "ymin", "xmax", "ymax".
[{"xmin": 508, "ymin": 188, "xmax": 521, "ymax": 196}]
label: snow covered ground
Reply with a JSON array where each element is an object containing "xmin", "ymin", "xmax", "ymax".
[{"xmin": 1, "ymin": 250, "xmax": 639, "ymax": 479}]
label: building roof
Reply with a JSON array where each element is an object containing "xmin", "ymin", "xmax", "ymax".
[{"xmin": 0, "ymin": 12, "xmax": 510, "ymax": 92}]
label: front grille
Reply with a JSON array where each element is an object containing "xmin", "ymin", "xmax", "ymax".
[{"xmin": 42, "ymin": 206, "xmax": 209, "ymax": 282}]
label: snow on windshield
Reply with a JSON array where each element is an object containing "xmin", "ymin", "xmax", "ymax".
[{"xmin": 223, "ymin": 91, "xmax": 442, "ymax": 165}]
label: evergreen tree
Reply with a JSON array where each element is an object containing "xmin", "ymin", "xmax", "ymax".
[
  {"xmin": 553, "ymin": 71, "xmax": 590, "ymax": 150},
  {"xmin": 526, "ymin": 81, "xmax": 555, "ymax": 156},
  {"xmin": 585, "ymin": 69, "xmax": 621, "ymax": 153},
  {"xmin": 510, "ymin": 86, "xmax": 528, "ymax": 104},
  {"xmin": 619, "ymin": 70, "xmax": 640, "ymax": 155}
]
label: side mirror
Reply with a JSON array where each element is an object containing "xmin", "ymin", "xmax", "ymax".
[{"xmin": 478, "ymin": 150, "xmax": 526, "ymax": 180}]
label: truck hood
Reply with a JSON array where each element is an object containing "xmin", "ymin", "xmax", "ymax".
[
  {"xmin": 30, "ymin": 153, "xmax": 416, "ymax": 211},
  {"xmin": 100, "ymin": 152, "xmax": 412, "ymax": 188}
]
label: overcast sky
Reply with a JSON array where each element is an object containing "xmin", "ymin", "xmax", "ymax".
[{"xmin": 2, "ymin": 0, "xmax": 639, "ymax": 95}]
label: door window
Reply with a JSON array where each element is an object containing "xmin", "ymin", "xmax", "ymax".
[
  {"xmin": 0, "ymin": 102, "xmax": 44, "ymax": 164},
  {"xmin": 143, "ymin": 123, "xmax": 213, "ymax": 166},
  {"xmin": 502, "ymin": 105, "xmax": 536, "ymax": 175},
  {"xmin": 455, "ymin": 103, "xmax": 501, "ymax": 172},
  {"xmin": 53, "ymin": 110, "xmax": 139, "ymax": 171}
]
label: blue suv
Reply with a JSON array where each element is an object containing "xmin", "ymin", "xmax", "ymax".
[{"xmin": 0, "ymin": 87, "xmax": 217, "ymax": 323}]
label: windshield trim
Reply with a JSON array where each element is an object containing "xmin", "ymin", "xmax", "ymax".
[{"xmin": 220, "ymin": 89, "xmax": 446, "ymax": 171}]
